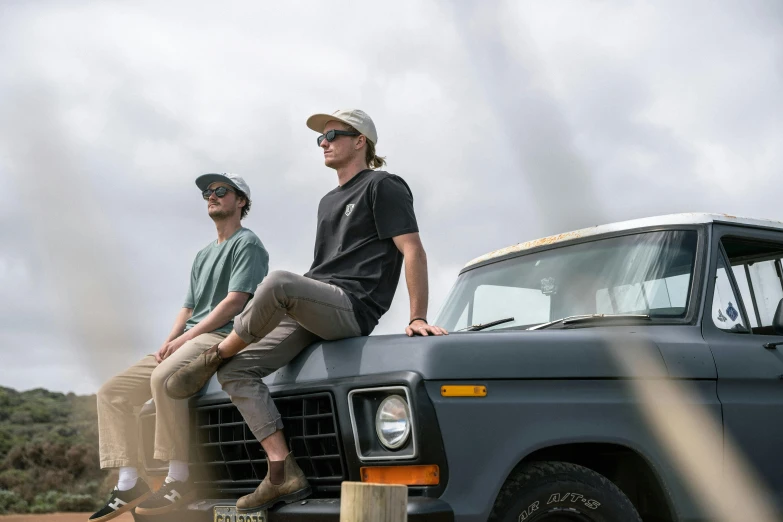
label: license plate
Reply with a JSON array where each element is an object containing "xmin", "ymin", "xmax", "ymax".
[{"xmin": 213, "ymin": 505, "xmax": 267, "ymax": 522}]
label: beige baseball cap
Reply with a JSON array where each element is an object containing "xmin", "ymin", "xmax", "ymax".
[
  {"xmin": 306, "ymin": 109, "xmax": 378, "ymax": 145},
  {"xmin": 195, "ymin": 172, "xmax": 251, "ymax": 201}
]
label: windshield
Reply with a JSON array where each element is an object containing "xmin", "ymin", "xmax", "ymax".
[{"xmin": 435, "ymin": 230, "xmax": 699, "ymax": 331}]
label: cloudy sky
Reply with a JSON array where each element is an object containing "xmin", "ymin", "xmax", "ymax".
[{"xmin": 1, "ymin": 1, "xmax": 781, "ymax": 394}]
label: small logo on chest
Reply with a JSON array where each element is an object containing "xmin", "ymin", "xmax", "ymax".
[{"xmin": 345, "ymin": 204, "xmax": 355, "ymax": 216}]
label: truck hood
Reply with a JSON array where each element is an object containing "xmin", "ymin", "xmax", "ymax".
[{"xmin": 232, "ymin": 326, "xmax": 685, "ymax": 388}]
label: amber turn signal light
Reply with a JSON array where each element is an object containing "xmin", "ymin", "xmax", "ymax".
[
  {"xmin": 360, "ymin": 465, "xmax": 440, "ymax": 485},
  {"xmin": 440, "ymin": 385, "xmax": 487, "ymax": 397}
]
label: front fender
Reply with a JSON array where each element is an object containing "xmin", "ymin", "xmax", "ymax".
[{"xmin": 427, "ymin": 379, "xmax": 718, "ymax": 522}]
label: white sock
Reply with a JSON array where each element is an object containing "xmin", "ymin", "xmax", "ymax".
[
  {"xmin": 117, "ymin": 467, "xmax": 138, "ymax": 491},
  {"xmin": 167, "ymin": 460, "xmax": 189, "ymax": 483}
]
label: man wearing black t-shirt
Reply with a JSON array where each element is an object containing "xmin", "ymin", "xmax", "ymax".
[{"xmin": 165, "ymin": 108, "xmax": 446, "ymax": 512}]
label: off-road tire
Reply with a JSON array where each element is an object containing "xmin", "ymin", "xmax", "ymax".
[{"xmin": 489, "ymin": 461, "xmax": 642, "ymax": 522}]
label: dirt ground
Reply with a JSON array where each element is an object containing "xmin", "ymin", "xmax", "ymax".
[{"xmin": 0, "ymin": 514, "xmax": 133, "ymax": 522}]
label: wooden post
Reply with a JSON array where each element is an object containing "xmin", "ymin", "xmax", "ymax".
[{"xmin": 340, "ymin": 481, "xmax": 408, "ymax": 522}]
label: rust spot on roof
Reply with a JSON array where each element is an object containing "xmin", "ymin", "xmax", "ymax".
[
  {"xmin": 462, "ymin": 213, "xmax": 783, "ymax": 270},
  {"xmin": 464, "ymin": 229, "xmax": 592, "ymax": 268}
]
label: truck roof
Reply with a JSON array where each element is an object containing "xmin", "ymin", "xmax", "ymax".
[{"xmin": 464, "ymin": 212, "xmax": 783, "ymax": 269}]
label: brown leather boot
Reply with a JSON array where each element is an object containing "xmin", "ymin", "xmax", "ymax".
[
  {"xmin": 164, "ymin": 343, "xmax": 224, "ymax": 400},
  {"xmin": 236, "ymin": 452, "xmax": 311, "ymax": 512}
]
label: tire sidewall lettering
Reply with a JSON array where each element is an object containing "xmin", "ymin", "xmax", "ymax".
[
  {"xmin": 494, "ymin": 463, "xmax": 642, "ymax": 522},
  {"xmin": 514, "ymin": 488, "xmax": 607, "ymax": 521},
  {"xmin": 547, "ymin": 491, "xmax": 602, "ymax": 509},
  {"xmin": 517, "ymin": 500, "xmax": 539, "ymax": 521}
]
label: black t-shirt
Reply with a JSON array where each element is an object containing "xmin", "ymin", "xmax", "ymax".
[{"xmin": 304, "ymin": 169, "xmax": 418, "ymax": 335}]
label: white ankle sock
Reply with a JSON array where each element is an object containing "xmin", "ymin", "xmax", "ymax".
[
  {"xmin": 167, "ymin": 460, "xmax": 189, "ymax": 483},
  {"xmin": 117, "ymin": 467, "xmax": 138, "ymax": 491}
]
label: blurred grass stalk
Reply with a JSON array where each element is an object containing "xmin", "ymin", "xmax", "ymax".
[{"xmin": 610, "ymin": 339, "xmax": 777, "ymax": 522}]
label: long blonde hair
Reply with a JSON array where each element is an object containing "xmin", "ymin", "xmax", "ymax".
[{"xmin": 364, "ymin": 139, "xmax": 387, "ymax": 169}]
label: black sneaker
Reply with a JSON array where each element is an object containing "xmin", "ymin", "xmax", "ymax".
[
  {"xmin": 135, "ymin": 477, "xmax": 196, "ymax": 516},
  {"xmin": 89, "ymin": 480, "xmax": 151, "ymax": 521}
]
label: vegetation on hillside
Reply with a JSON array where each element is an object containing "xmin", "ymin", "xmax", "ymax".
[{"xmin": 0, "ymin": 386, "xmax": 114, "ymax": 514}]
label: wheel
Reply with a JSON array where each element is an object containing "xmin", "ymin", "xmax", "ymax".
[{"xmin": 489, "ymin": 461, "xmax": 642, "ymax": 522}]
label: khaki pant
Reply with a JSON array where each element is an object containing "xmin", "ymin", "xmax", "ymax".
[
  {"xmin": 219, "ymin": 271, "xmax": 362, "ymax": 443},
  {"xmin": 97, "ymin": 332, "xmax": 227, "ymax": 469}
]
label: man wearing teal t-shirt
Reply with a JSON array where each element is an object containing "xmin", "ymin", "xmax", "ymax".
[{"xmin": 90, "ymin": 173, "xmax": 269, "ymax": 521}]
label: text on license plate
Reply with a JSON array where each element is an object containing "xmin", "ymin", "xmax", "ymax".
[{"xmin": 213, "ymin": 505, "xmax": 267, "ymax": 522}]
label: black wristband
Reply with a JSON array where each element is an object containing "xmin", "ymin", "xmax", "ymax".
[{"xmin": 409, "ymin": 317, "xmax": 428, "ymax": 325}]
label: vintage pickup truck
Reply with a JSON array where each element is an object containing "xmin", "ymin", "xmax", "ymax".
[{"xmin": 136, "ymin": 213, "xmax": 783, "ymax": 522}]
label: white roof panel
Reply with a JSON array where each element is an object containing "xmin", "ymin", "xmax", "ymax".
[{"xmin": 464, "ymin": 213, "xmax": 783, "ymax": 269}]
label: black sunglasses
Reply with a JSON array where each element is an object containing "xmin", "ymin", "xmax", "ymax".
[
  {"xmin": 317, "ymin": 129, "xmax": 360, "ymax": 146},
  {"xmin": 202, "ymin": 186, "xmax": 236, "ymax": 200}
]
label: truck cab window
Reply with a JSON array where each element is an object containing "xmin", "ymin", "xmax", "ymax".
[
  {"xmin": 746, "ymin": 260, "xmax": 783, "ymax": 327},
  {"xmin": 596, "ymin": 273, "xmax": 691, "ymax": 315},
  {"xmin": 712, "ymin": 254, "xmax": 746, "ymax": 332},
  {"xmin": 721, "ymin": 237, "xmax": 783, "ymax": 335},
  {"xmin": 474, "ymin": 285, "xmax": 550, "ymax": 328},
  {"xmin": 731, "ymin": 266, "xmax": 759, "ymax": 328},
  {"xmin": 436, "ymin": 230, "xmax": 698, "ymax": 331}
]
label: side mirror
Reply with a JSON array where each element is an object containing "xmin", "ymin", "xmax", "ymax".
[{"xmin": 774, "ymin": 298, "xmax": 783, "ymax": 335}]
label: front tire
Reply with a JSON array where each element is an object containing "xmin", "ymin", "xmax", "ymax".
[{"xmin": 489, "ymin": 461, "xmax": 642, "ymax": 522}]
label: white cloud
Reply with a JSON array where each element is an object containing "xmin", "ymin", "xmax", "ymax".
[{"xmin": 1, "ymin": 0, "xmax": 781, "ymax": 393}]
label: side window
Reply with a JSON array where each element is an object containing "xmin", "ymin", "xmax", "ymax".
[
  {"xmin": 712, "ymin": 254, "xmax": 746, "ymax": 332},
  {"xmin": 746, "ymin": 260, "xmax": 783, "ymax": 326},
  {"xmin": 722, "ymin": 236, "xmax": 783, "ymax": 334},
  {"xmin": 731, "ymin": 266, "xmax": 759, "ymax": 328}
]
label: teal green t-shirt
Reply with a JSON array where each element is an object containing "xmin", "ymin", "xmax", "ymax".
[{"xmin": 183, "ymin": 227, "xmax": 269, "ymax": 334}]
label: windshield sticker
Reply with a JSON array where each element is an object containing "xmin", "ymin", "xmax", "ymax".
[
  {"xmin": 540, "ymin": 277, "xmax": 557, "ymax": 295},
  {"xmin": 726, "ymin": 302, "xmax": 739, "ymax": 321},
  {"xmin": 716, "ymin": 309, "xmax": 727, "ymax": 322}
]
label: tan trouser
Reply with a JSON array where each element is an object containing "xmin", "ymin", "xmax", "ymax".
[
  {"xmin": 221, "ymin": 270, "xmax": 362, "ymax": 442},
  {"xmin": 97, "ymin": 332, "xmax": 227, "ymax": 469}
]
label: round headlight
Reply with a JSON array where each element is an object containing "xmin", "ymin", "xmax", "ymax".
[{"xmin": 375, "ymin": 395, "xmax": 411, "ymax": 449}]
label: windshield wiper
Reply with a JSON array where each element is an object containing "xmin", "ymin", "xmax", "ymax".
[
  {"xmin": 460, "ymin": 317, "xmax": 515, "ymax": 332},
  {"xmin": 527, "ymin": 313, "xmax": 651, "ymax": 330}
]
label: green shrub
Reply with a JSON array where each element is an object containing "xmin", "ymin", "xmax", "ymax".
[
  {"xmin": 74, "ymin": 480, "xmax": 101, "ymax": 496},
  {"xmin": 0, "ymin": 386, "xmax": 108, "ymax": 513},
  {"xmin": 0, "ymin": 468, "xmax": 27, "ymax": 490},
  {"xmin": 9, "ymin": 410, "xmax": 33, "ymax": 425},
  {"xmin": 0, "ymin": 429, "xmax": 13, "ymax": 459},
  {"xmin": 56, "ymin": 493, "xmax": 96, "ymax": 512},
  {"xmin": 30, "ymin": 490, "xmax": 61, "ymax": 513},
  {"xmin": 0, "ymin": 489, "xmax": 29, "ymax": 514}
]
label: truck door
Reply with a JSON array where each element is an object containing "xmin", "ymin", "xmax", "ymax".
[{"xmin": 703, "ymin": 224, "xmax": 783, "ymax": 510}]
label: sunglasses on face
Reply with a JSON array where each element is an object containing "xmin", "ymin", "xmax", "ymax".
[
  {"xmin": 202, "ymin": 186, "xmax": 235, "ymax": 200},
  {"xmin": 317, "ymin": 129, "xmax": 360, "ymax": 146}
]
